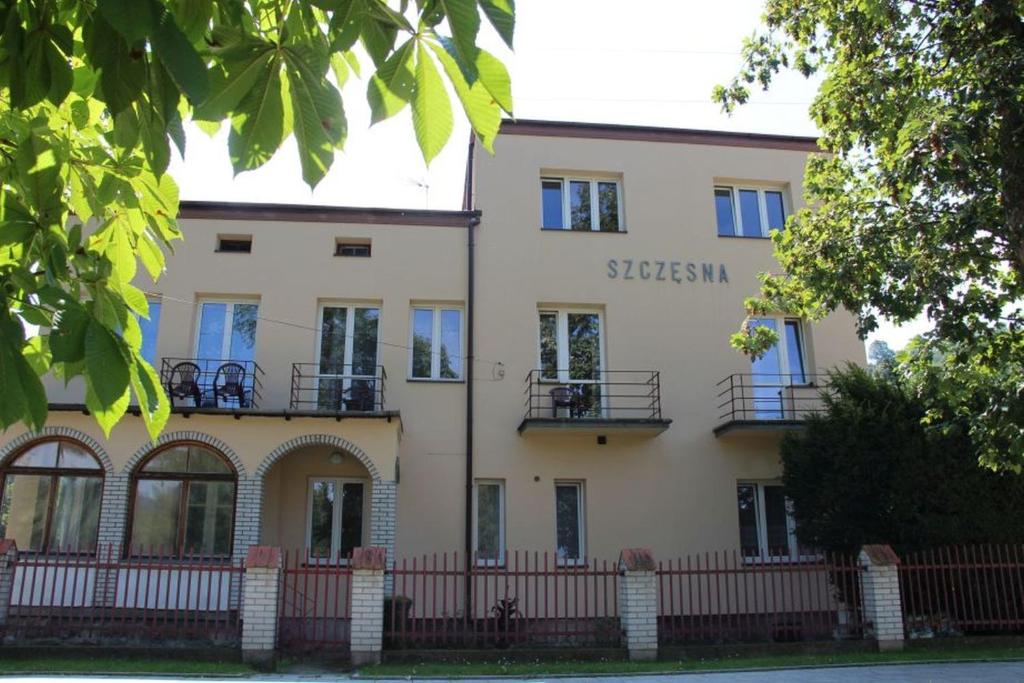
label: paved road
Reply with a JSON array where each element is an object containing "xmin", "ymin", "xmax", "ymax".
[{"xmin": 4, "ymin": 662, "xmax": 1024, "ymax": 682}]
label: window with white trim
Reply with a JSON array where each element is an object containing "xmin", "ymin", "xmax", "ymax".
[
  {"xmin": 715, "ymin": 185, "xmax": 787, "ymax": 238},
  {"xmin": 195, "ymin": 299, "xmax": 259, "ymax": 361},
  {"xmin": 736, "ymin": 483, "xmax": 810, "ymax": 560},
  {"xmin": 555, "ymin": 481, "xmax": 585, "ymax": 564},
  {"xmin": 748, "ymin": 317, "xmax": 809, "ymax": 419},
  {"xmin": 409, "ymin": 306, "xmax": 463, "ymax": 380},
  {"xmin": 317, "ymin": 303, "xmax": 380, "ymax": 410},
  {"xmin": 307, "ymin": 477, "xmax": 368, "ymax": 561},
  {"xmin": 538, "ymin": 309, "xmax": 604, "ymax": 416},
  {"xmin": 473, "ymin": 480, "xmax": 504, "ymax": 565},
  {"xmin": 541, "ymin": 176, "xmax": 623, "ymax": 231}
]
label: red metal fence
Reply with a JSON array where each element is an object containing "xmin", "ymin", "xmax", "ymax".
[
  {"xmin": 385, "ymin": 551, "xmax": 620, "ymax": 649},
  {"xmin": 900, "ymin": 544, "xmax": 1024, "ymax": 637},
  {"xmin": 3, "ymin": 544, "xmax": 242, "ymax": 643},
  {"xmin": 277, "ymin": 549, "xmax": 353, "ymax": 650},
  {"xmin": 657, "ymin": 551, "xmax": 865, "ymax": 644}
]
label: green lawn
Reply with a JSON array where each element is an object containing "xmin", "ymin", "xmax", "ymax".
[
  {"xmin": 0, "ymin": 656, "xmax": 252, "ymax": 675},
  {"xmin": 358, "ymin": 645, "xmax": 1024, "ymax": 677}
]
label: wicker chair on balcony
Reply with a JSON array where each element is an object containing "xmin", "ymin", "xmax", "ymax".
[
  {"xmin": 342, "ymin": 381, "xmax": 376, "ymax": 412},
  {"xmin": 550, "ymin": 385, "xmax": 578, "ymax": 418},
  {"xmin": 213, "ymin": 362, "xmax": 247, "ymax": 408},
  {"xmin": 167, "ymin": 361, "xmax": 203, "ymax": 407}
]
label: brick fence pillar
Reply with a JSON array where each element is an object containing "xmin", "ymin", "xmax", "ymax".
[
  {"xmin": 242, "ymin": 546, "xmax": 282, "ymax": 668},
  {"xmin": 350, "ymin": 547, "xmax": 386, "ymax": 666},
  {"xmin": 859, "ymin": 544, "xmax": 905, "ymax": 651},
  {"xmin": 0, "ymin": 540, "xmax": 17, "ymax": 627},
  {"xmin": 618, "ymin": 548, "xmax": 658, "ymax": 661}
]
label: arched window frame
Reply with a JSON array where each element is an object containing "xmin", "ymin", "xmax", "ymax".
[
  {"xmin": 0, "ymin": 438, "xmax": 105, "ymax": 555},
  {"xmin": 127, "ymin": 441, "xmax": 238, "ymax": 559}
]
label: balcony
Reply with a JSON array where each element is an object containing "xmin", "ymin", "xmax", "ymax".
[
  {"xmin": 714, "ymin": 373, "xmax": 828, "ymax": 437},
  {"xmin": 290, "ymin": 364, "xmax": 387, "ymax": 414},
  {"xmin": 518, "ymin": 370, "xmax": 671, "ymax": 435},
  {"xmin": 160, "ymin": 358, "xmax": 265, "ymax": 411}
]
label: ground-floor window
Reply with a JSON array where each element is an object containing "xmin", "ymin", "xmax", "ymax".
[
  {"xmin": 473, "ymin": 479, "xmax": 505, "ymax": 565},
  {"xmin": 307, "ymin": 478, "xmax": 367, "ymax": 561},
  {"xmin": 555, "ymin": 481, "xmax": 586, "ymax": 564},
  {"xmin": 128, "ymin": 444, "xmax": 236, "ymax": 557},
  {"xmin": 0, "ymin": 439, "xmax": 103, "ymax": 553},
  {"xmin": 736, "ymin": 482, "xmax": 807, "ymax": 560}
]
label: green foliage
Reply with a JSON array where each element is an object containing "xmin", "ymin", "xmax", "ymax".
[
  {"xmin": 781, "ymin": 365, "xmax": 1024, "ymax": 555},
  {"xmin": 0, "ymin": 0, "xmax": 514, "ymax": 439},
  {"xmin": 719, "ymin": 0, "xmax": 1024, "ymax": 469}
]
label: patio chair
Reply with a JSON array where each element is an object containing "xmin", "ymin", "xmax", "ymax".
[
  {"xmin": 167, "ymin": 362, "xmax": 203, "ymax": 407},
  {"xmin": 342, "ymin": 381, "xmax": 376, "ymax": 412},
  {"xmin": 550, "ymin": 385, "xmax": 577, "ymax": 418},
  {"xmin": 213, "ymin": 362, "xmax": 248, "ymax": 408}
]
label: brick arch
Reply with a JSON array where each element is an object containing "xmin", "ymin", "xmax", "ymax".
[
  {"xmin": 255, "ymin": 434, "xmax": 381, "ymax": 481},
  {"xmin": 0, "ymin": 427, "xmax": 114, "ymax": 475},
  {"xmin": 123, "ymin": 431, "xmax": 246, "ymax": 476}
]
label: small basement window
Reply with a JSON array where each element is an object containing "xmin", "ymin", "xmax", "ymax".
[
  {"xmin": 217, "ymin": 235, "xmax": 252, "ymax": 253},
  {"xmin": 336, "ymin": 240, "xmax": 371, "ymax": 257}
]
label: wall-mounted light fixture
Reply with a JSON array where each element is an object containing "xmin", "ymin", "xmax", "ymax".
[{"xmin": 328, "ymin": 450, "xmax": 345, "ymax": 465}]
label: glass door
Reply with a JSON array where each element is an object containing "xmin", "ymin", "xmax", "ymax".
[
  {"xmin": 307, "ymin": 479, "xmax": 366, "ymax": 560},
  {"xmin": 195, "ymin": 301, "xmax": 259, "ymax": 361},
  {"xmin": 539, "ymin": 311, "xmax": 604, "ymax": 417},
  {"xmin": 317, "ymin": 305, "xmax": 379, "ymax": 411},
  {"xmin": 749, "ymin": 318, "xmax": 807, "ymax": 419}
]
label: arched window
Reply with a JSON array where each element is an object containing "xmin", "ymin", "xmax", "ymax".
[
  {"xmin": 128, "ymin": 443, "xmax": 236, "ymax": 556},
  {"xmin": 0, "ymin": 439, "xmax": 104, "ymax": 553}
]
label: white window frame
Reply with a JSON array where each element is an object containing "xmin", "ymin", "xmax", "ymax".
[
  {"xmin": 540, "ymin": 176, "xmax": 624, "ymax": 232},
  {"xmin": 305, "ymin": 476, "xmax": 371, "ymax": 564},
  {"xmin": 715, "ymin": 185, "xmax": 788, "ymax": 238},
  {"xmin": 737, "ymin": 481, "xmax": 814, "ymax": 563},
  {"xmin": 472, "ymin": 479, "xmax": 505, "ymax": 567},
  {"xmin": 315, "ymin": 302, "xmax": 381, "ymax": 393},
  {"xmin": 554, "ymin": 480, "xmax": 586, "ymax": 566},
  {"xmin": 537, "ymin": 308, "xmax": 606, "ymax": 384},
  {"xmin": 407, "ymin": 305, "xmax": 465, "ymax": 381},
  {"xmin": 194, "ymin": 298, "xmax": 259, "ymax": 358},
  {"xmin": 751, "ymin": 316, "xmax": 810, "ymax": 386}
]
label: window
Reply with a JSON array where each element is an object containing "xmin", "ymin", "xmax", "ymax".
[
  {"xmin": 336, "ymin": 241, "xmax": 371, "ymax": 257},
  {"xmin": 128, "ymin": 444, "xmax": 236, "ymax": 556},
  {"xmin": 737, "ymin": 483, "xmax": 806, "ymax": 560},
  {"xmin": 317, "ymin": 304, "xmax": 380, "ymax": 410},
  {"xmin": 715, "ymin": 186, "xmax": 787, "ymax": 238},
  {"xmin": 217, "ymin": 235, "xmax": 252, "ymax": 253},
  {"xmin": 749, "ymin": 317, "xmax": 809, "ymax": 419},
  {"xmin": 0, "ymin": 440, "xmax": 103, "ymax": 554},
  {"xmin": 474, "ymin": 480, "xmax": 504, "ymax": 565},
  {"xmin": 307, "ymin": 478, "xmax": 367, "ymax": 561},
  {"xmin": 410, "ymin": 306, "xmax": 463, "ymax": 380},
  {"xmin": 139, "ymin": 299, "xmax": 162, "ymax": 366},
  {"xmin": 540, "ymin": 176, "xmax": 622, "ymax": 232},
  {"xmin": 555, "ymin": 482, "xmax": 585, "ymax": 564},
  {"xmin": 538, "ymin": 309, "xmax": 604, "ymax": 416},
  {"xmin": 195, "ymin": 299, "xmax": 258, "ymax": 362}
]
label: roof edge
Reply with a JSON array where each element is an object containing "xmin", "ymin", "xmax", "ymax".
[
  {"xmin": 179, "ymin": 200, "xmax": 479, "ymax": 227},
  {"xmin": 499, "ymin": 119, "xmax": 821, "ymax": 152}
]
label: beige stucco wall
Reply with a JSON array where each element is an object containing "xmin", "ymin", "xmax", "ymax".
[{"xmin": 3, "ymin": 126, "xmax": 866, "ymax": 564}]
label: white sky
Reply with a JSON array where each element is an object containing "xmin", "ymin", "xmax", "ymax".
[{"xmin": 168, "ymin": 0, "xmax": 928, "ymax": 353}]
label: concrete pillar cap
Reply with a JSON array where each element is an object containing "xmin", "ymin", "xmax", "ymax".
[
  {"xmin": 859, "ymin": 544, "xmax": 900, "ymax": 567},
  {"xmin": 0, "ymin": 539, "xmax": 16, "ymax": 555},
  {"xmin": 245, "ymin": 546, "xmax": 281, "ymax": 569},
  {"xmin": 351, "ymin": 547, "xmax": 387, "ymax": 570},
  {"xmin": 618, "ymin": 548, "xmax": 656, "ymax": 571}
]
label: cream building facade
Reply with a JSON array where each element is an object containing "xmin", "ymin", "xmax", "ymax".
[{"xmin": 0, "ymin": 120, "xmax": 865, "ymax": 573}]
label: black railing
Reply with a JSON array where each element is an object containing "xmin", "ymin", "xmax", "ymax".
[
  {"xmin": 290, "ymin": 364, "xmax": 386, "ymax": 412},
  {"xmin": 523, "ymin": 370, "xmax": 663, "ymax": 421},
  {"xmin": 159, "ymin": 358, "xmax": 264, "ymax": 409},
  {"xmin": 716, "ymin": 373, "xmax": 828, "ymax": 424}
]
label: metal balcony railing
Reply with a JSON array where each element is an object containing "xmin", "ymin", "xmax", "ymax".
[
  {"xmin": 160, "ymin": 358, "xmax": 265, "ymax": 409},
  {"xmin": 716, "ymin": 373, "xmax": 828, "ymax": 424},
  {"xmin": 290, "ymin": 364, "xmax": 386, "ymax": 413},
  {"xmin": 523, "ymin": 369, "xmax": 663, "ymax": 422}
]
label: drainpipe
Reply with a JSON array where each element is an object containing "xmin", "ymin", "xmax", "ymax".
[{"xmin": 463, "ymin": 134, "xmax": 478, "ymax": 584}]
